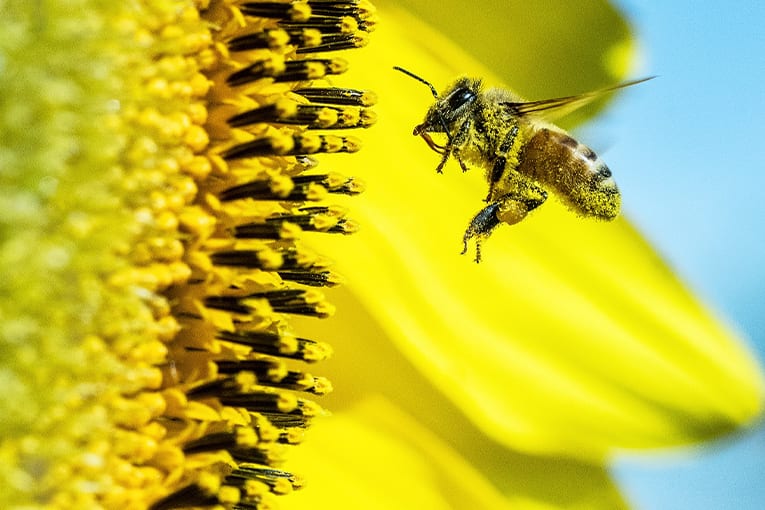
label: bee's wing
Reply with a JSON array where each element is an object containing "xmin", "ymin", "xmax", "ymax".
[{"xmin": 501, "ymin": 77, "xmax": 653, "ymax": 120}]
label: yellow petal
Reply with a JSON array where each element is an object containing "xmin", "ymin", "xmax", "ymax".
[
  {"xmin": 284, "ymin": 396, "xmax": 629, "ymax": 510},
  {"xmin": 401, "ymin": 0, "xmax": 634, "ymax": 103},
  {"xmin": 308, "ymin": 3, "xmax": 765, "ymax": 460}
]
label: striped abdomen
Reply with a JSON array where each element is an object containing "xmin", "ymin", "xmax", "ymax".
[{"xmin": 517, "ymin": 128, "xmax": 620, "ymax": 219}]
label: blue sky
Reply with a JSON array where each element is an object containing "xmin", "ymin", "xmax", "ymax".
[{"xmin": 603, "ymin": 2, "xmax": 765, "ymax": 508}]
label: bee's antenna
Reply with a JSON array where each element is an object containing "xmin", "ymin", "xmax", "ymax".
[
  {"xmin": 393, "ymin": 66, "xmax": 439, "ymax": 99},
  {"xmin": 393, "ymin": 66, "xmax": 454, "ymax": 144}
]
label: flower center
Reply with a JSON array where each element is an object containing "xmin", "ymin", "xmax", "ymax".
[{"xmin": 144, "ymin": 1, "xmax": 377, "ymax": 508}]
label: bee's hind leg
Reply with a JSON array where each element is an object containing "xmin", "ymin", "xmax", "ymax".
[
  {"xmin": 461, "ymin": 201, "xmax": 501, "ymax": 263},
  {"xmin": 461, "ymin": 186, "xmax": 547, "ymax": 263}
]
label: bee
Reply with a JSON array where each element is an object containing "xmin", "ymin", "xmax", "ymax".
[{"xmin": 394, "ymin": 66, "xmax": 651, "ymax": 262}]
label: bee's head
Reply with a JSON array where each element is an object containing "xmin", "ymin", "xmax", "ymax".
[
  {"xmin": 393, "ymin": 67, "xmax": 480, "ymax": 140},
  {"xmin": 414, "ymin": 77, "xmax": 481, "ymax": 135}
]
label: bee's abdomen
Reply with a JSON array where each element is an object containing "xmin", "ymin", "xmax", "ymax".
[{"xmin": 517, "ymin": 128, "xmax": 620, "ymax": 219}]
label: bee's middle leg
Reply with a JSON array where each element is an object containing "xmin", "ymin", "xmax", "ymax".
[
  {"xmin": 485, "ymin": 155, "xmax": 505, "ymax": 202},
  {"xmin": 485, "ymin": 125, "xmax": 520, "ymax": 202},
  {"xmin": 461, "ymin": 186, "xmax": 547, "ymax": 263}
]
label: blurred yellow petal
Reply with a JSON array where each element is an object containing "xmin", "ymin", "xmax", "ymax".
[
  {"xmin": 296, "ymin": 304, "xmax": 634, "ymax": 509},
  {"xmin": 309, "ymin": 2, "xmax": 765, "ymax": 461},
  {"xmin": 402, "ymin": 0, "xmax": 635, "ymax": 117},
  {"xmin": 285, "ymin": 396, "xmax": 628, "ymax": 510}
]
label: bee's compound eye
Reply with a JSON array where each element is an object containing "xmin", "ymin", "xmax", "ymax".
[
  {"xmin": 599, "ymin": 166, "xmax": 612, "ymax": 178},
  {"xmin": 448, "ymin": 87, "xmax": 477, "ymax": 111}
]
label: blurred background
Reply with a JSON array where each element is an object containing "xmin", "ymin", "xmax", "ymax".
[{"xmin": 605, "ymin": 2, "xmax": 765, "ymax": 509}]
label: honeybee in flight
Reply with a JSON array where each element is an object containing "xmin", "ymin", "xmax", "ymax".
[{"xmin": 394, "ymin": 66, "xmax": 651, "ymax": 262}]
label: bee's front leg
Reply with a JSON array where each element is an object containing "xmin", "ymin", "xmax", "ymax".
[
  {"xmin": 461, "ymin": 184, "xmax": 547, "ymax": 263},
  {"xmin": 434, "ymin": 119, "xmax": 472, "ymax": 173}
]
